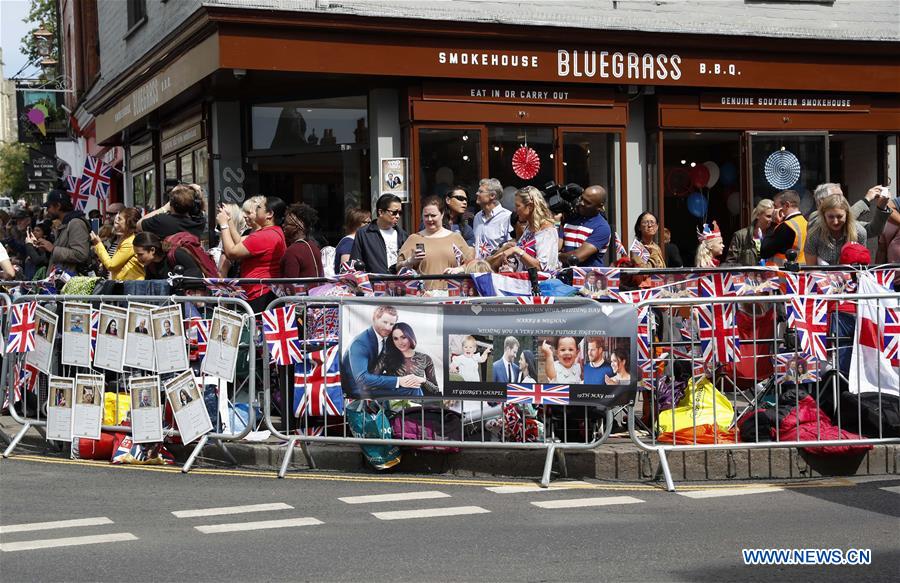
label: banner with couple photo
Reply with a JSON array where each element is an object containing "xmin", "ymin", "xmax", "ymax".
[{"xmin": 339, "ymin": 301, "xmax": 638, "ymax": 408}]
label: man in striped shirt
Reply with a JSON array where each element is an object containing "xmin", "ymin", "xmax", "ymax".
[{"xmin": 558, "ymin": 185, "xmax": 611, "ymax": 268}]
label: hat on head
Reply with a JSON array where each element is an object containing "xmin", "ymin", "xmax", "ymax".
[
  {"xmin": 697, "ymin": 220, "xmax": 722, "ymax": 242},
  {"xmin": 839, "ymin": 242, "xmax": 870, "ymax": 265},
  {"xmin": 43, "ymin": 189, "xmax": 71, "ymax": 208}
]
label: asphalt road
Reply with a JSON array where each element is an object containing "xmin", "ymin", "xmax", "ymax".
[{"xmin": 0, "ymin": 456, "xmax": 898, "ymax": 582}]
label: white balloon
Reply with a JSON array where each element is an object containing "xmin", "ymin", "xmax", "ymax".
[
  {"xmin": 703, "ymin": 161, "xmax": 720, "ymax": 189},
  {"xmin": 726, "ymin": 190, "xmax": 741, "ymax": 216}
]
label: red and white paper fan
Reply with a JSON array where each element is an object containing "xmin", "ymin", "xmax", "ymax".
[{"xmin": 512, "ymin": 146, "xmax": 540, "ymax": 180}]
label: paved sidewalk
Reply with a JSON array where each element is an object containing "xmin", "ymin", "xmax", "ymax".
[{"xmin": 2, "ymin": 414, "xmax": 896, "ymax": 483}]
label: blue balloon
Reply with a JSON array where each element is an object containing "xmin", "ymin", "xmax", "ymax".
[
  {"xmin": 687, "ymin": 191, "xmax": 707, "ymax": 219},
  {"xmin": 720, "ymin": 162, "xmax": 738, "ymax": 187}
]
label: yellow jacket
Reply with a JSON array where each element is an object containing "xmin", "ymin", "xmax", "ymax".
[{"xmin": 93, "ymin": 234, "xmax": 145, "ymax": 280}]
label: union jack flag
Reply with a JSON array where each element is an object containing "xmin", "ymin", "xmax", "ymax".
[
  {"xmin": 881, "ymin": 307, "xmax": 900, "ymax": 366},
  {"xmin": 610, "ymin": 287, "xmax": 657, "ymax": 305},
  {"xmin": 573, "ymin": 267, "xmax": 620, "ymax": 293},
  {"xmin": 187, "ymin": 318, "xmax": 210, "ymax": 360},
  {"xmin": 629, "ymin": 239, "xmax": 649, "ymax": 262},
  {"xmin": 518, "ymin": 231, "xmax": 537, "ymax": 258},
  {"xmin": 515, "ymin": 296, "xmax": 555, "ymax": 305},
  {"xmin": 477, "ymin": 238, "xmax": 496, "ymax": 259},
  {"xmin": 638, "ymin": 359, "xmax": 655, "ymax": 390},
  {"xmin": 781, "ymin": 273, "xmax": 823, "ymax": 297},
  {"xmin": 79, "ymin": 155, "xmax": 112, "ymax": 200},
  {"xmin": 294, "ymin": 344, "xmax": 343, "ymax": 416},
  {"xmin": 263, "ymin": 306, "xmax": 303, "ymax": 366},
  {"xmin": 872, "ymin": 269, "xmax": 896, "ymax": 290},
  {"xmin": 452, "ymin": 243, "xmax": 465, "ymax": 265},
  {"xmin": 65, "ymin": 175, "xmax": 91, "ymax": 211},
  {"xmin": 203, "ymin": 278, "xmax": 248, "ymax": 299},
  {"xmin": 613, "ymin": 232, "xmax": 628, "ymax": 260},
  {"xmin": 786, "ymin": 297, "xmax": 829, "ymax": 361},
  {"xmin": 89, "ymin": 310, "xmax": 99, "ymax": 361},
  {"xmin": 308, "ymin": 307, "xmax": 339, "ymax": 341},
  {"xmin": 506, "ymin": 383, "xmax": 570, "ymax": 405},
  {"xmin": 6, "ymin": 302, "xmax": 37, "ymax": 353},
  {"xmin": 7, "ymin": 361, "xmax": 39, "ymax": 405},
  {"xmin": 774, "ymin": 353, "xmax": 821, "ymax": 384},
  {"xmin": 636, "ymin": 308, "xmax": 652, "ymax": 359},
  {"xmin": 695, "ymin": 304, "xmax": 741, "ymax": 364},
  {"xmin": 697, "ymin": 273, "xmax": 739, "ymax": 299}
]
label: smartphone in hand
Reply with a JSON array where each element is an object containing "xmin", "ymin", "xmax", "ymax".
[{"xmin": 90, "ymin": 218, "xmax": 101, "ymax": 234}]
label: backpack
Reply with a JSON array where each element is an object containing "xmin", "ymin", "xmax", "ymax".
[{"xmin": 164, "ymin": 232, "xmax": 219, "ymax": 278}]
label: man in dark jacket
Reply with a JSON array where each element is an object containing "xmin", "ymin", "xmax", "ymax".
[
  {"xmin": 38, "ymin": 190, "xmax": 90, "ymax": 274},
  {"xmin": 350, "ymin": 194, "xmax": 408, "ymax": 274}
]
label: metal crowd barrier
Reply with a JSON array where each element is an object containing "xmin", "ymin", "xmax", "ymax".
[
  {"xmin": 0, "ymin": 293, "xmax": 13, "ymax": 447},
  {"xmin": 1, "ymin": 294, "xmax": 256, "ymax": 473},
  {"xmin": 631, "ymin": 289, "xmax": 900, "ymax": 491},
  {"xmin": 263, "ymin": 294, "xmax": 614, "ymax": 487}
]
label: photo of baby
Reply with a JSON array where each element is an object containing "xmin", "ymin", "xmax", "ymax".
[
  {"xmin": 448, "ymin": 335, "xmax": 492, "ymax": 382},
  {"xmin": 538, "ymin": 336, "xmax": 583, "ymax": 384}
]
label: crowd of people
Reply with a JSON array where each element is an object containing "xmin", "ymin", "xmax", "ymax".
[{"xmin": 0, "ymin": 177, "xmax": 894, "ymax": 309}]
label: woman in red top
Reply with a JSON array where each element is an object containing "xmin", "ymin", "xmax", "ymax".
[{"xmin": 217, "ymin": 195, "xmax": 287, "ymax": 312}]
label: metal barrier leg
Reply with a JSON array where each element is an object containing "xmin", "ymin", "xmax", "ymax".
[
  {"xmin": 278, "ymin": 436, "xmax": 299, "ymax": 478},
  {"xmin": 657, "ymin": 448, "xmax": 676, "ymax": 492},
  {"xmin": 540, "ymin": 444, "xmax": 557, "ymax": 488},
  {"xmin": 182, "ymin": 434, "xmax": 209, "ymax": 473},
  {"xmin": 555, "ymin": 448, "xmax": 568, "ymax": 479},
  {"xmin": 2, "ymin": 423, "xmax": 33, "ymax": 458},
  {"xmin": 299, "ymin": 440, "xmax": 316, "ymax": 470},
  {"xmin": 214, "ymin": 438, "xmax": 238, "ymax": 466}
]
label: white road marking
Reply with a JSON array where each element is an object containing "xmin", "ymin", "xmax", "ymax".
[
  {"xmin": 0, "ymin": 517, "xmax": 114, "ymax": 535},
  {"xmin": 339, "ymin": 491, "xmax": 451, "ymax": 504},
  {"xmin": 195, "ymin": 517, "xmax": 323, "ymax": 534},
  {"xmin": 677, "ymin": 487, "xmax": 784, "ymax": 499},
  {"xmin": 879, "ymin": 486, "xmax": 900, "ymax": 494},
  {"xmin": 0, "ymin": 533, "xmax": 137, "ymax": 552},
  {"xmin": 530, "ymin": 496, "xmax": 644, "ymax": 509},
  {"xmin": 372, "ymin": 506, "xmax": 490, "ymax": 521},
  {"xmin": 172, "ymin": 503, "xmax": 293, "ymax": 518},
  {"xmin": 486, "ymin": 481, "xmax": 592, "ymax": 494}
]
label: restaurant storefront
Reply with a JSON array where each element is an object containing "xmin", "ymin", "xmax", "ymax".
[{"xmin": 87, "ymin": 10, "xmax": 899, "ymax": 253}]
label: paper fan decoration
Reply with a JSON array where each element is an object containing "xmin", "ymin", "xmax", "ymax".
[
  {"xmin": 512, "ymin": 147, "xmax": 540, "ymax": 180},
  {"xmin": 764, "ymin": 150, "xmax": 801, "ymax": 190}
]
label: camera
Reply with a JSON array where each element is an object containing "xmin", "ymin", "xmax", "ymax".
[{"xmin": 543, "ymin": 181, "xmax": 584, "ymax": 217}]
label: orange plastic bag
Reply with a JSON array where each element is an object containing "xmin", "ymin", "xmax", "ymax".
[{"xmin": 656, "ymin": 424, "xmax": 737, "ymax": 445}]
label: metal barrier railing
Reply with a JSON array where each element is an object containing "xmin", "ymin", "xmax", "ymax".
[
  {"xmin": 0, "ymin": 293, "xmax": 13, "ymax": 447},
  {"xmin": 631, "ymin": 286, "xmax": 900, "ymax": 491},
  {"xmin": 1, "ymin": 294, "xmax": 256, "ymax": 473},
  {"xmin": 262, "ymin": 294, "xmax": 617, "ymax": 486}
]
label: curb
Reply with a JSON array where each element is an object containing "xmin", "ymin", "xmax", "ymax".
[{"xmin": 3, "ymin": 418, "xmax": 897, "ymax": 482}]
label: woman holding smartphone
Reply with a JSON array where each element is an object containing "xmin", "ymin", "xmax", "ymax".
[
  {"xmin": 397, "ymin": 196, "xmax": 473, "ymax": 291},
  {"xmin": 90, "ymin": 208, "xmax": 144, "ymax": 280}
]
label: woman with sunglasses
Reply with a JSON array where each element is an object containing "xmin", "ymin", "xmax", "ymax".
[{"xmin": 444, "ymin": 186, "xmax": 474, "ymax": 246}]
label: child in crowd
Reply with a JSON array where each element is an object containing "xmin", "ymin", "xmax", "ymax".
[
  {"xmin": 450, "ymin": 335, "xmax": 492, "ymax": 382},
  {"xmin": 540, "ymin": 336, "xmax": 583, "ymax": 383}
]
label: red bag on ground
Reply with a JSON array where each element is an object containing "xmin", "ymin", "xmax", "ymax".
[
  {"xmin": 777, "ymin": 395, "xmax": 872, "ymax": 455},
  {"xmin": 72, "ymin": 433, "xmax": 117, "ymax": 460}
]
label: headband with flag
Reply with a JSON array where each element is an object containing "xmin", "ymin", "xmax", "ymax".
[{"xmin": 697, "ymin": 221, "xmax": 722, "ymax": 242}]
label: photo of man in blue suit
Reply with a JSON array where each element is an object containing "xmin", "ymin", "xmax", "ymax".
[
  {"xmin": 341, "ymin": 305, "xmax": 427, "ymax": 398},
  {"xmin": 492, "ymin": 336, "xmax": 520, "ymax": 383}
]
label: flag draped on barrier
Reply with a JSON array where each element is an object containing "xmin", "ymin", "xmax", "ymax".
[
  {"xmin": 786, "ymin": 297, "xmax": 829, "ymax": 361},
  {"xmin": 696, "ymin": 304, "xmax": 740, "ymax": 364},
  {"xmin": 89, "ymin": 309, "xmax": 98, "ymax": 361},
  {"xmin": 850, "ymin": 273, "xmax": 900, "ymax": 396},
  {"xmin": 6, "ymin": 302, "xmax": 36, "ymax": 353},
  {"xmin": 263, "ymin": 306, "xmax": 303, "ymax": 366},
  {"xmin": 472, "ymin": 272, "xmax": 534, "ymax": 296},
  {"xmin": 294, "ymin": 344, "xmax": 343, "ymax": 416}
]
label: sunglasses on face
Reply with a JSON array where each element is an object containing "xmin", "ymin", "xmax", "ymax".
[
  {"xmin": 448, "ymin": 195, "xmax": 467, "ymax": 202},
  {"xmin": 381, "ymin": 209, "xmax": 401, "ymax": 216}
]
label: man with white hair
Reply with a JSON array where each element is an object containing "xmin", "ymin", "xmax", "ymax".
[{"xmin": 473, "ymin": 178, "xmax": 512, "ymax": 259}]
